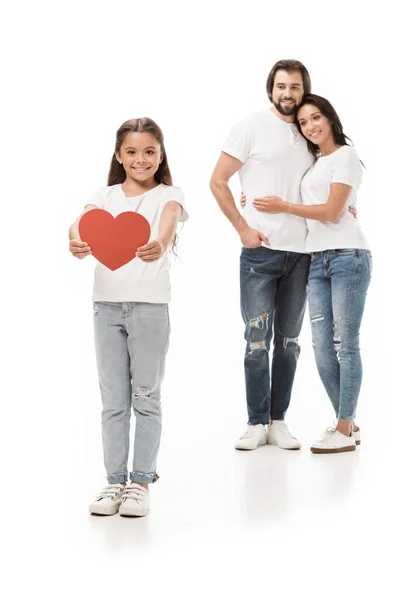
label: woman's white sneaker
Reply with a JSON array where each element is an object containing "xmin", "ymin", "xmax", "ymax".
[
  {"xmin": 311, "ymin": 428, "xmax": 356, "ymax": 454},
  {"xmin": 353, "ymin": 428, "xmax": 361, "ymax": 446},
  {"xmin": 267, "ymin": 421, "xmax": 301, "ymax": 450},
  {"xmin": 235, "ymin": 424, "xmax": 268, "ymax": 450},
  {"xmin": 119, "ymin": 483, "xmax": 150, "ymax": 517},
  {"xmin": 89, "ymin": 484, "xmax": 125, "ymax": 515}
]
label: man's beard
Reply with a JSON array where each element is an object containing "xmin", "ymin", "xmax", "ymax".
[{"xmin": 273, "ymin": 99, "xmax": 298, "ymax": 116}]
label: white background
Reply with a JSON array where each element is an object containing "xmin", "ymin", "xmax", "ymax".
[{"xmin": 2, "ymin": 0, "xmax": 399, "ymax": 598}]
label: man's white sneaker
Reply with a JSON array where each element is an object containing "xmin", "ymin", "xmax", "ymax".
[
  {"xmin": 267, "ymin": 421, "xmax": 301, "ymax": 450},
  {"xmin": 235, "ymin": 424, "xmax": 268, "ymax": 450},
  {"xmin": 311, "ymin": 427, "xmax": 356, "ymax": 454},
  {"xmin": 119, "ymin": 483, "xmax": 150, "ymax": 517},
  {"xmin": 89, "ymin": 484, "xmax": 125, "ymax": 515}
]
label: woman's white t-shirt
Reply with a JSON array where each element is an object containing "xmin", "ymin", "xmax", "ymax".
[
  {"xmin": 85, "ymin": 183, "xmax": 188, "ymax": 303},
  {"xmin": 301, "ymin": 145, "xmax": 369, "ymax": 252}
]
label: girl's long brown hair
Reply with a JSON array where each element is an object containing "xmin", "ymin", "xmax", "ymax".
[
  {"xmin": 108, "ymin": 117, "xmax": 172, "ymax": 186},
  {"xmin": 108, "ymin": 117, "xmax": 179, "ymax": 253}
]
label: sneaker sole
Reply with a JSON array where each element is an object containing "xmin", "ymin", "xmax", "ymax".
[
  {"xmin": 267, "ymin": 439, "xmax": 301, "ymax": 450},
  {"xmin": 119, "ymin": 509, "xmax": 149, "ymax": 517},
  {"xmin": 89, "ymin": 505, "xmax": 120, "ymax": 516},
  {"xmin": 310, "ymin": 445, "xmax": 356, "ymax": 454},
  {"xmin": 235, "ymin": 435, "xmax": 267, "ymax": 451}
]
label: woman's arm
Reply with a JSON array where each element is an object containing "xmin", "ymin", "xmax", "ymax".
[
  {"xmin": 136, "ymin": 201, "xmax": 183, "ymax": 263},
  {"xmin": 253, "ymin": 183, "xmax": 353, "ymax": 224}
]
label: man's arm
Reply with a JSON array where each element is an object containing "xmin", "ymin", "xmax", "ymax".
[{"xmin": 210, "ymin": 153, "xmax": 269, "ymax": 248}]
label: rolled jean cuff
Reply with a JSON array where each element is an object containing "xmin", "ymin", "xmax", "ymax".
[
  {"xmin": 337, "ymin": 415, "xmax": 355, "ymax": 421},
  {"xmin": 107, "ymin": 473, "xmax": 128, "ymax": 484},
  {"xmin": 130, "ymin": 471, "xmax": 159, "ymax": 484}
]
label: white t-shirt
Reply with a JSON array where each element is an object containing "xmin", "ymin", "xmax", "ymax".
[
  {"xmin": 85, "ymin": 183, "xmax": 188, "ymax": 303},
  {"xmin": 301, "ymin": 146, "xmax": 369, "ymax": 252},
  {"xmin": 222, "ymin": 109, "xmax": 314, "ymax": 252}
]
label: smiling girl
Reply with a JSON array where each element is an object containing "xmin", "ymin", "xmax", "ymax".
[{"xmin": 69, "ymin": 118, "xmax": 188, "ymax": 515}]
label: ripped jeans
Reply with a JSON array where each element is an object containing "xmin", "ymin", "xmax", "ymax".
[
  {"xmin": 93, "ymin": 301, "xmax": 170, "ymax": 484},
  {"xmin": 308, "ymin": 250, "xmax": 372, "ymax": 421},
  {"xmin": 240, "ymin": 247, "xmax": 310, "ymax": 425}
]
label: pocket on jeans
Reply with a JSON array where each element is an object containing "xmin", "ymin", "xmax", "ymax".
[
  {"xmin": 334, "ymin": 248, "xmax": 357, "ymax": 255},
  {"xmin": 242, "ymin": 245, "xmax": 264, "ymax": 251}
]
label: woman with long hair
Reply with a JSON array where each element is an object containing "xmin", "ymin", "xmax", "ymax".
[{"xmin": 245, "ymin": 95, "xmax": 371, "ymax": 453}]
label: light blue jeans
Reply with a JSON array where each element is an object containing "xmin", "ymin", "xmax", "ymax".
[
  {"xmin": 307, "ymin": 249, "xmax": 372, "ymax": 420},
  {"xmin": 93, "ymin": 301, "xmax": 170, "ymax": 484}
]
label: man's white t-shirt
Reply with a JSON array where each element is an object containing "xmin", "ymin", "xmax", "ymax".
[
  {"xmin": 301, "ymin": 145, "xmax": 369, "ymax": 252},
  {"xmin": 85, "ymin": 183, "xmax": 188, "ymax": 303},
  {"xmin": 222, "ymin": 109, "xmax": 314, "ymax": 252}
]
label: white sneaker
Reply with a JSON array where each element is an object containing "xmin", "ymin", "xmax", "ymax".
[
  {"xmin": 89, "ymin": 484, "xmax": 125, "ymax": 515},
  {"xmin": 119, "ymin": 483, "xmax": 150, "ymax": 517},
  {"xmin": 335, "ymin": 419, "xmax": 361, "ymax": 445},
  {"xmin": 353, "ymin": 428, "xmax": 361, "ymax": 446},
  {"xmin": 267, "ymin": 421, "xmax": 301, "ymax": 450},
  {"xmin": 235, "ymin": 424, "xmax": 268, "ymax": 450},
  {"xmin": 311, "ymin": 427, "xmax": 356, "ymax": 454}
]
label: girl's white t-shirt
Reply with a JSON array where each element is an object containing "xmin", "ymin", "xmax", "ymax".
[
  {"xmin": 301, "ymin": 145, "xmax": 369, "ymax": 252},
  {"xmin": 85, "ymin": 183, "xmax": 188, "ymax": 303}
]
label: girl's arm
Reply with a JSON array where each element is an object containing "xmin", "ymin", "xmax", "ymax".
[
  {"xmin": 68, "ymin": 204, "xmax": 98, "ymax": 259},
  {"xmin": 253, "ymin": 183, "xmax": 353, "ymax": 224},
  {"xmin": 136, "ymin": 201, "xmax": 183, "ymax": 263}
]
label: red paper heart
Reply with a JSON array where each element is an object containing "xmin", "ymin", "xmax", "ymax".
[{"xmin": 79, "ymin": 209, "xmax": 151, "ymax": 271}]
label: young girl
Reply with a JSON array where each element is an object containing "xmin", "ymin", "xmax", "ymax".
[
  {"xmin": 242, "ymin": 94, "xmax": 371, "ymax": 454},
  {"xmin": 69, "ymin": 118, "xmax": 188, "ymax": 515}
]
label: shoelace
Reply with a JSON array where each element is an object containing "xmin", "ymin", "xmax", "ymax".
[
  {"xmin": 96, "ymin": 484, "xmax": 124, "ymax": 501},
  {"xmin": 122, "ymin": 484, "xmax": 145, "ymax": 502},
  {"xmin": 320, "ymin": 427, "xmax": 336, "ymax": 440},
  {"xmin": 272, "ymin": 422, "xmax": 294, "ymax": 439},
  {"xmin": 241, "ymin": 426, "xmax": 260, "ymax": 439}
]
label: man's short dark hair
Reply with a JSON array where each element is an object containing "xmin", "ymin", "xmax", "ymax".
[{"xmin": 266, "ymin": 59, "xmax": 312, "ymax": 101}]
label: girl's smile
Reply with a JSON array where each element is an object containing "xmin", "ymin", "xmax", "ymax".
[{"xmin": 116, "ymin": 131, "xmax": 163, "ymax": 183}]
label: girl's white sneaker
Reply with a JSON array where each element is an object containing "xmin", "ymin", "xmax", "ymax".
[
  {"xmin": 89, "ymin": 484, "xmax": 125, "ymax": 515},
  {"xmin": 119, "ymin": 483, "xmax": 150, "ymax": 517}
]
